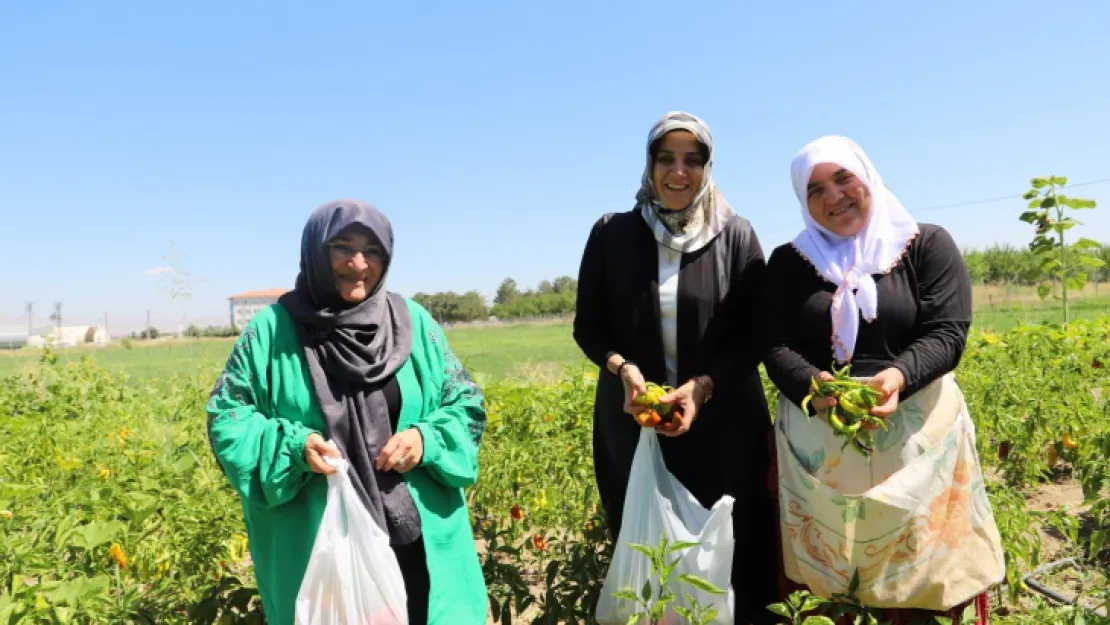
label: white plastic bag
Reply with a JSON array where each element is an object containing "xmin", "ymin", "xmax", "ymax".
[
  {"xmin": 596, "ymin": 428, "xmax": 736, "ymax": 625},
  {"xmin": 295, "ymin": 455, "xmax": 409, "ymax": 625}
]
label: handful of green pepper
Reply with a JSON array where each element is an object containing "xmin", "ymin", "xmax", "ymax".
[{"xmin": 800, "ymin": 364, "xmax": 886, "ymax": 456}]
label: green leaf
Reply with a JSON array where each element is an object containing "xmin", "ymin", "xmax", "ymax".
[
  {"xmin": 1065, "ymin": 273, "xmax": 1087, "ymax": 291},
  {"xmin": 676, "ymin": 573, "xmax": 727, "ymax": 595},
  {"xmin": 1049, "ymin": 175, "xmax": 1068, "ymax": 186},
  {"xmin": 803, "ymin": 617, "xmax": 837, "ymax": 625},
  {"xmin": 1037, "ymin": 284, "xmax": 1052, "ymax": 299},
  {"xmin": 1031, "ymin": 177, "xmax": 1049, "ymax": 188},
  {"xmin": 38, "ymin": 575, "xmax": 111, "ymax": 607},
  {"xmin": 1078, "ymin": 255, "xmax": 1106, "ymax": 269},
  {"xmin": 1019, "ymin": 210, "xmax": 1043, "ymax": 223},
  {"xmin": 848, "ymin": 568, "xmax": 861, "ymax": 595},
  {"xmin": 70, "ymin": 520, "xmax": 126, "ymax": 550},
  {"xmin": 641, "ymin": 579, "xmax": 653, "ymax": 603},
  {"xmin": 612, "ymin": 589, "xmax": 641, "ymax": 603},
  {"xmin": 629, "ymin": 543, "xmax": 655, "ymax": 562},
  {"xmin": 661, "ymin": 559, "xmax": 680, "ymax": 585},
  {"xmin": 1074, "ymin": 237, "xmax": 1104, "ymax": 250},
  {"xmin": 1032, "ymin": 239, "xmax": 1057, "ymax": 255},
  {"xmin": 667, "ymin": 540, "xmax": 700, "ymax": 553},
  {"xmin": 1022, "ymin": 189, "xmax": 1040, "ymax": 200},
  {"xmin": 1090, "ymin": 530, "xmax": 1108, "ymax": 560},
  {"xmin": 625, "ymin": 613, "xmax": 641, "ymax": 625},
  {"xmin": 1040, "ymin": 197, "xmax": 1058, "ymax": 209},
  {"xmin": 767, "ymin": 603, "xmax": 793, "ymax": 618},
  {"xmin": 801, "ymin": 594, "xmax": 829, "ymax": 612},
  {"xmin": 1040, "ymin": 257, "xmax": 1062, "ymax": 272}
]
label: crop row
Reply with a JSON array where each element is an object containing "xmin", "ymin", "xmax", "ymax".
[{"xmin": 0, "ymin": 319, "xmax": 1107, "ymax": 623}]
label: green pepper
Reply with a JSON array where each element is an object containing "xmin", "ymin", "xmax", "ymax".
[
  {"xmin": 838, "ymin": 395, "xmax": 868, "ymax": 418},
  {"xmin": 828, "ymin": 409, "xmax": 861, "ymax": 434}
]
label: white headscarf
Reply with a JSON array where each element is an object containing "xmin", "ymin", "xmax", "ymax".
[
  {"xmin": 637, "ymin": 111, "xmax": 736, "ymax": 253},
  {"xmin": 789, "ymin": 135, "xmax": 919, "ymax": 363}
]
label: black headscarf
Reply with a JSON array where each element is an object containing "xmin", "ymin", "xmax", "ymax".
[{"xmin": 278, "ymin": 199, "xmax": 421, "ymax": 545}]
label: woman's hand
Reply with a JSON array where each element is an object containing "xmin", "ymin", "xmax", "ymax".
[
  {"xmin": 868, "ymin": 367, "xmax": 905, "ymax": 419},
  {"xmin": 619, "ymin": 363, "xmax": 649, "ymax": 417},
  {"xmin": 376, "ymin": 428, "xmax": 424, "ymax": 474},
  {"xmin": 656, "ymin": 379, "xmax": 709, "ymax": 437},
  {"xmin": 809, "ymin": 372, "xmax": 837, "ymax": 418},
  {"xmin": 305, "ymin": 433, "xmax": 342, "ymax": 474}
]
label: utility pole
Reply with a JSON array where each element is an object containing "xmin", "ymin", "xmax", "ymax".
[
  {"xmin": 50, "ymin": 302, "xmax": 62, "ymax": 342},
  {"xmin": 103, "ymin": 311, "xmax": 109, "ymax": 338},
  {"xmin": 146, "ymin": 309, "xmax": 152, "ymax": 336},
  {"xmin": 25, "ymin": 301, "xmax": 33, "ymax": 336}
]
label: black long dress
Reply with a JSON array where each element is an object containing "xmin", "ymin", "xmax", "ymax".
[{"xmin": 573, "ymin": 210, "xmax": 780, "ymax": 625}]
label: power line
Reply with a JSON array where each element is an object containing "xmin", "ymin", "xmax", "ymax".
[{"xmin": 760, "ymin": 176, "xmax": 1110, "ymax": 238}]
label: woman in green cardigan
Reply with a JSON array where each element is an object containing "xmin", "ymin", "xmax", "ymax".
[{"xmin": 206, "ymin": 199, "xmax": 488, "ymax": 625}]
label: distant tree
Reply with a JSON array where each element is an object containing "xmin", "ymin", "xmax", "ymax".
[
  {"xmin": 412, "ymin": 291, "xmax": 489, "ymax": 323},
  {"xmin": 962, "ymin": 249, "xmax": 988, "ymax": 284},
  {"xmin": 490, "ymin": 276, "xmax": 577, "ymax": 319},
  {"xmin": 495, "ymin": 279, "xmax": 520, "ymax": 305},
  {"xmin": 551, "ymin": 276, "xmax": 577, "ymax": 294}
]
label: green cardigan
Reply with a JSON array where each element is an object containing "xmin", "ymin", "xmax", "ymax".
[{"xmin": 206, "ymin": 299, "xmax": 488, "ymax": 625}]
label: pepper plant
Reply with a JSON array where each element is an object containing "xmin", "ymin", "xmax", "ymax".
[
  {"xmin": 1018, "ymin": 175, "xmax": 1104, "ymax": 324},
  {"xmin": 611, "ymin": 534, "xmax": 726, "ymax": 625}
]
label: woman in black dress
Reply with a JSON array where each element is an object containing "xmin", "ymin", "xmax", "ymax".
[
  {"xmin": 573, "ymin": 111, "xmax": 780, "ymax": 624},
  {"xmin": 762, "ymin": 135, "xmax": 1003, "ymax": 624}
]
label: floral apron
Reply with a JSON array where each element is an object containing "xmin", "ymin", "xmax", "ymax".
[{"xmin": 774, "ymin": 373, "xmax": 1005, "ymax": 611}]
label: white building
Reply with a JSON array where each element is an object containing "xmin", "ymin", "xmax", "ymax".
[
  {"xmin": 228, "ymin": 288, "xmax": 290, "ymax": 330},
  {"xmin": 2, "ymin": 325, "xmax": 110, "ymax": 349},
  {"xmin": 0, "ymin": 326, "xmax": 33, "ymax": 350}
]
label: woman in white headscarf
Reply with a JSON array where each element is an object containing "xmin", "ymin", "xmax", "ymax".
[
  {"xmin": 573, "ymin": 111, "xmax": 780, "ymax": 624},
  {"xmin": 761, "ymin": 136, "xmax": 1004, "ymax": 624}
]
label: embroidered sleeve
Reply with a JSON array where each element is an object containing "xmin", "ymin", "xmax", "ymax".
[
  {"xmin": 412, "ymin": 322, "xmax": 486, "ymax": 489},
  {"xmin": 206, "ymin": 323, "xmax": 320, "ymax": 508}
]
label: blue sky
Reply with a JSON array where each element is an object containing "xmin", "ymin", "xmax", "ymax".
[{"xmin": 2, "ymin": 0, "xmax": 1108, "ymax": 332}]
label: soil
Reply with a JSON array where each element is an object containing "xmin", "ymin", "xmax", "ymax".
[{"xmin": 999, "ymin": 465, "xmax": 1110, "ymax": 619}]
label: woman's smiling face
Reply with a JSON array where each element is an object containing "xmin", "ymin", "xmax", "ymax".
[
  {"xmin": 652, "ymin": 130, "xmax": 705, "ymax": 210},
  {"xmin": 327, "ymin": 227, "xmax": 386, "ymax": 303},
  {"xmin": 805, "ymin": 162, "xmax": 873, "ymax": 237}
]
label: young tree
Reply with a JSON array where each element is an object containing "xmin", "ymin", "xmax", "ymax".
[{"xmin": 1019, "ymin": 175, "xmax": 1104, "ymax": 324}]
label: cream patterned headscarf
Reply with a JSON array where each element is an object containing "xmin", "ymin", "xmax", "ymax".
[
  {"xmin": 637, "ymin": 111, "xmax": 736, "ymax": 253},
  {"xmin": 789, "ymin": 135, "xmax": 919, "ymax": 363}
]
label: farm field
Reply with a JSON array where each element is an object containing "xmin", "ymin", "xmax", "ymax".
[
  {"xmin": 2, "ymin": 289, "xmax": 1108, "ymax": 382},
  {"xmin": 0, "ymin": 292, "xmax": 1108, "ymax": 623}
]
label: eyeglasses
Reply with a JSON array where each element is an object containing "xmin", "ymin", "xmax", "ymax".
[{"xmin": 327, "ymin": 242, "xmax": 385, "ymax": 263}]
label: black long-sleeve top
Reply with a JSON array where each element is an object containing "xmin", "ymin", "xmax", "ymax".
[
  {"xmin": 571, "ymin": 209, "xmax": 772, "ymax": 498},
  {"xmin": 761, "ymin": 223, "xmax": 972, "ymax": 410}
]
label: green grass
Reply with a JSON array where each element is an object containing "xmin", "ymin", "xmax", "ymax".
[
  {"xmin": 0, "ymin": 323, "xmax": 590, "ymax": 382},
  {"xmin": 3, "ymin": 296, "xmax": 1107, "ymax": 382},
  {"xmin": 973, "ymin": 295, "xmax": 1110, "ymax": 331}
]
